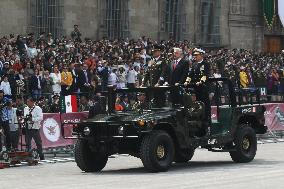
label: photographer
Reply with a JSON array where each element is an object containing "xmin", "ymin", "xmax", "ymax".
[
  {"xmin": 0, "ymin": 90, "xmax": 11, "ymax": 151},
  {"xmin": 23, "ymin": 97, "xmax": 44, "ymax": 160},
  {"xmin": 7, "ymin": 100, "xmax": 19, "ymax": 150}
]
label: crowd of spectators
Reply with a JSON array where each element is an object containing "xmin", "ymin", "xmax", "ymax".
[{"xmin": 1, "ymin": 25, "xmax": 284, "ymax": 113}]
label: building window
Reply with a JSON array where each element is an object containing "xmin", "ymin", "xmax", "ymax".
[
  {"xmin": 200, "ymin": 0, "xmax": 221, "ymax": 46},
  {"xmin": 161, "ymin": 0, "xmax": 186, "ymax": 41},
  {"xmin": 104, "ymin": 0, "xmax": 129, "ymax": 39},
  {"xmin": 28, "ymin": 0, "xmax": 64, "ymax": 38}
]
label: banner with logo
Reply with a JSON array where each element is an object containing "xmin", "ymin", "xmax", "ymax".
[
  {"xmin": 40, "ymin": 113, "xmax": 65, "ymax": 148},
  {"xmin": 40, "ymin": 112, "xmax": 89, "ymax": 149},
  {"xmin": 60, "ymin": 112, "xmax": 89, "ymax": 139},
  {"xmin": 263, "ymin": 103, "xmax": 284, "ymax": 131}
]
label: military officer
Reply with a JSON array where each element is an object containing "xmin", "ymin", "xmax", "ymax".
[
  {"xmin": 185, "ymin": 48, "xmax": 211, "ymax": 130},
  {"xmin": 132, "ymin": 92, "xmax": 149, "ymax": 111},
  {"xmin": 142, "ymin": 45, "xmax": 169, "ymax": 87},
  {"xmin": 142, "ymin": 45, "xmax": 169, "ymax": 107}
]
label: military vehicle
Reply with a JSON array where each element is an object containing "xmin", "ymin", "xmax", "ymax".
[{"xmin": 66, "ymin": 78, "xmax": 267, "ymax": 172}]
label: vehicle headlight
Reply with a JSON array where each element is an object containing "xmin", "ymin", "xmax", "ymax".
[
  {"xmin": 83, "ymin": 127, "xmax": 91, "ymax": 136},
  {"xmin": 118, "ymin": 126, "xmax": 124, "ymax": 135}
]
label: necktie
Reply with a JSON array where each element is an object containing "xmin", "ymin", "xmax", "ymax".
[
  {"xmin": 84, "ymin": 71, "xmax": 89, "ymax": 83},
  {"xmin": 173, "ymin": 60, "xmax": 178, "ymax": 70}
]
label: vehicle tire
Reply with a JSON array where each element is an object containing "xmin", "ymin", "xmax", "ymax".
[
  {"xmin": 230, "ymin": 125, "xmax": 257, "ymax": 163},
  {"xmin": 175, "ymin": 148, "xmax": 195, "ymax": 163},
  {"xmin": 75, "ymin": 139, "xmax": 108, "ymax": 172},
  {"xmin": 140, "ymin": 130, "xmax": 175, "ymax": 172}
]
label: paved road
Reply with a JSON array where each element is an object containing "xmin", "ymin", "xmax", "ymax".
[{"xmin": 1, "ymin": 143, "xmax": 284, "ymax": 189}]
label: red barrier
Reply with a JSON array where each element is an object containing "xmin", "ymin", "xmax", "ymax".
[
  {"xmin": 263, "ymin": 103, "xmax": 284, "ymax": 131},
  {"xmin": 39, "ymin": 112, "xmax": 88, "ymax": 149}
]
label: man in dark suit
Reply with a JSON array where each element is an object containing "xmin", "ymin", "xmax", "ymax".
[
  {"xmin": 170, "ymin": 47, "xmax": 189, "ymax": 105},
  {"xmin": 69, "ymin": 62, "xmax": 79, "ymax": 94},
  {"xmin": 185, "ymin": 48, "xmax": 211, "ymax": 135},
  {"xmin": 77, "ymin": 63, "xmax": 92, "ymax": 94}
]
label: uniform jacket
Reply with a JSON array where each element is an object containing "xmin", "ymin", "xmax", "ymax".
[
  {"xmin": 188, "ymin": 60, "xmax": 210, "ymax": 84},
  {"xmin": 143, "ymin": 56, "xmax": 169, "ymax": 86}
]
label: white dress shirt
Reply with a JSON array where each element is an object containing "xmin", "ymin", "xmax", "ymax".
[
  {"xmin": 0, "ymin": 81, "xmax": 12, "ymax": 95},
  {"xmin": 50, "ymin": 72, "xmax": 61, "ymax": 94},
  {"xmin": 24, "ymin": 105, "xmax": 43, "ymax": 130}
]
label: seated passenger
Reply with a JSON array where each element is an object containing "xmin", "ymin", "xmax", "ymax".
[
  {"xmin": 115, "ymin": 97, "xmax": 124, "ymax": 111},
  {"xmin": 132, "ymin": 92, "xmax": 149, "ymax": 110}
]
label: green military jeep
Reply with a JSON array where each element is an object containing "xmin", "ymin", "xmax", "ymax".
[{"xmin": 68, "ymin": 78, "xmax": 267, "ymax": 172}]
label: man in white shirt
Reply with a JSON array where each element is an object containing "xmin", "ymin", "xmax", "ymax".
[
  {"xmin": 7, "ymin": 101, "xmax": 19, "ymax": 150},
  {"xmin": 24, "ymin": 97, "xmax": 44, "ymax": 160},
  {"xmin": 108, "ymin": 69, "xmax": 118, "ymax": 87},
  {"xmin": 26, "ymin": 42, "xmax": 38, "ymax": 59},
  {"xmin": 126, "ymin": 65, "xmax": 137, "ymax": 89}
]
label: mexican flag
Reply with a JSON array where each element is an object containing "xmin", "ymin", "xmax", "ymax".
[{"xmin": 61, "ymin": 95, "xmax": 78, "ymax": 113}]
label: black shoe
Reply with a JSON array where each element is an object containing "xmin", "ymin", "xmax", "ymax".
[{"xmin": 40, "ymin": 155, "xmax": 45, "ymax": 160}]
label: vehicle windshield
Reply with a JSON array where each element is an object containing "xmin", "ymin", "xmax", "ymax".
[{"xmin": 113, "ymin": 87, "xmax": 173, "ymax": 112}]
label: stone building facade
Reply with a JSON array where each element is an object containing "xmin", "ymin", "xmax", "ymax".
[{"xmin": 0, "ymin": 0, "xmax": 283, "ymax": 52}]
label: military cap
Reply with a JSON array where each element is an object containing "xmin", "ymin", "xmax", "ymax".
[
  {"xmin": 193, "ymin": 48, "xmax": 205, "ymax": 55},
  {"xmin": 52, "ymin": 94, "xmax": 60, "ymax": 99},
  {"xmin": 137, "ymin": 92, "xmax": 146, "ymax": 96},
  {"xmin": 152, "ymin": 44, "xmax": 163, "ymax": 52}
]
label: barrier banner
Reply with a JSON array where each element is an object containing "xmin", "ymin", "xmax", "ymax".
[
  {"xmin": 40, "ymin": 112, "xmax": 88, "ymax": 149},
  {"xmin": 60, "ymin": 112, "xmax": 89, "ymax": 139},
  {"xmin": 263, "ymin": 103, "xmax": 284, "ymax": 131}
]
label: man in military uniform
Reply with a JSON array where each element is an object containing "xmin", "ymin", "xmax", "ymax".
[
  {"xmin": 132, "ymin": 92, "xmax": 149, "ymax": 111},
  {"xmin": 185, "ymin": 48, "xmax": 211, "ymax": 130},
  {"xmin": 142, "ymin": 45, "xmax": 169, "ymax": 107},
  {"xmin": 49, "ymin": 94, "xmax": 61, "ymax": 113},
  {"xmin": 143, "ymin": 45, "xmax": 169, "ymax": 87}
]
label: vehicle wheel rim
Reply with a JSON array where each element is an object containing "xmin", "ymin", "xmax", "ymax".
[
  {"xmin": 156, "ymin": 145, "xmax": 165, "ymax": 159},
  {"xmin": 242, "ymin": 136, "xmax": 250, "ymax": 151}
]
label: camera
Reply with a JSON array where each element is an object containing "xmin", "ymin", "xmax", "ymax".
[{"xmin": 16, "ymin": 109, "xmax": 23, "ymax": 117}]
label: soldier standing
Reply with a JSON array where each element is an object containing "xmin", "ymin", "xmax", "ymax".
[
  {"xmin": 142, "ymin": 45, "xmax": 169, "ymax": 107},
  {"xmin": 185, "ymin": 48, "xmax": 211, "ymax": 131},
  {"xmin": 142, "ymin": 45, "xmax": 169, "ymax": 87}
]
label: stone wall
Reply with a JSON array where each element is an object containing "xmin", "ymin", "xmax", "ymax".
[
  {"xmin": 0, "ymin": 0, "xmax": 28, "ymax": 36},
  {"xmin": 0, "ymin": 0, "xmax": 281, "ymax": 51},
  {"xmin": 63, "ymin": 0, "xmax": 99, "ymax": 39},
  {"xmin": 227, "ymin": 0, "xmax": 263, "ymax": 51},
  {"xmin": 128, "ymin": 0, "xmax": 159, "ymax": 39}
]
